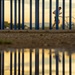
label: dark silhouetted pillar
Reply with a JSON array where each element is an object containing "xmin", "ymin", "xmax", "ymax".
[
  {"xmin": 10, "ymin": 51, "xmax": 12, "ymax": 75},
  {"xmin": 10, "ymin": 0, "xmax": 13, "ymax": 29},
  {"xmin": 22, "ymin": 0, "xmax": 24, "ymax": 30},
  {"xmin": 2, "ymin": 0, "xmax": 4, "ymax": 30},
  {"xmin": 56, "ymin": 0, "xmax": 59, "ymax": 30},
  {"xmin": 0, "ymin": 0, "xmax": 1, "ymax": 29},
  {"xmin": 18, "ymin": 0, "xmax": 20, "ymax": 30},
  {"xmin": 42, "ymin": 0, "xmax": 44, "ymax": 30},
  {"xmin": 30, "ymin": 0, "xmax": 32, "ymax": 29},
  {"xmin": 35, "ymin": 49, "xmax": 39, "ymax": 75},
  {"xmin": 69, "ymin": 0, "xmax": 72, "ymax": 29},
  {"xmin": 49, "ymin": 0, "xmax": 52, "ymax": 29},
  {"xmin": 62, "ymin": 0, "xmax": 65, "ymax": 29},
  {"xmin": 14, "ymin": 0, "xmax": 17, "ymax": 30},
  {"xmin": 35, "ymin": 0, "xmax": 39, "ymax": 30}
]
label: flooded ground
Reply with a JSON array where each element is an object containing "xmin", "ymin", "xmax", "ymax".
[{"xmin": 1, "ymin": 48, "xmax": 75, "ymax": 75}]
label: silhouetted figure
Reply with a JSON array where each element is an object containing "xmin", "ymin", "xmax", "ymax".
[{"xmin": 53, "ymin": 7, "xmax": 62, "ymax": 27}]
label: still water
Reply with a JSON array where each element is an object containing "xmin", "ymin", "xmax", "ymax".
[{"xmin": 2, "ymin": 48, "xmax": 75, "ymax": 75}]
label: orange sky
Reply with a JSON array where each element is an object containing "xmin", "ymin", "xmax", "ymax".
[{"xmin": 4, "ymin": 0, "xmax": 75, "ymax": 24}]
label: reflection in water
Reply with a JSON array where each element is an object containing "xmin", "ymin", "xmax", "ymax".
[{"xmin": 1, "ymin": 48, "xmax": 75, "ymax": 75}]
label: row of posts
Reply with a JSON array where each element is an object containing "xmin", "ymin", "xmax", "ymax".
[
  {"xmin": 0, "ymin": 49, "xmax": 72, "ymax": 75},
  {"xmin": 0, "ymin": 0, "xmax": 72, "ymax": 30}
]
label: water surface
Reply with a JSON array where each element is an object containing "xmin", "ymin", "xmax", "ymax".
[{"xmin": 2, "ymin": 48, "xmax": 75, "ymax": 75}]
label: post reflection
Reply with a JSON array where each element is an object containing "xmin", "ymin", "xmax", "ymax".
[{"xmin": 0, "ymin": 48, "xmax": 74, "ymax": 75}]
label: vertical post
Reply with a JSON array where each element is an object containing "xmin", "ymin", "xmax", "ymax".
[
  {"xmin": 56, "ymin": 0, "xmax": 59, "ymax": 30},
  {"xmin": 30, "ymin": 49, "xmax": 32, "ymax": 75},
  {"xmin": 22, "ymin": 49, "xmax": 24, "ymax": 75},
  {"xmin": 35, "ymin": 0, "xmax": 39, "ymax": 30},
  {"xmin": 35, "ymin": 49, "xmax": 39, "ymax": 75},
  {"xmin": 49, "ymin": 0, "xmax": 52, "ymax": 29},
  {"xmin": 0, "ymin": 0, "xmax": 1, "ymax": 29},
  {"xmin": 0, "ymin": 52, "xmax": 1, "ymax": 75},
  {"xmin": 30, "ymin": 0, "xmax": 32, "ymax": 29},
  {"xmin": 1, "ymin": 51, "xmax": 4, "ymax": 75},
  {"xmin": 22, "ymin": 0, "xmax": 24, "ymax": 30},
  {"xmin": 18, "ymin": 0, "xmax": 20, "ymax": 29},
  {"xmin": 14, "ymin": 0, "xmax": 17, "ymax": 30},
  {"xmin": 62, "ymin": 52, "xmax": 65, "ymax": 75},
  {"xmin": 2, "ymin": 0, "xmax": 4, "ymax": 30},
  {"xmin": 42, "ymin": 0, "xmax": 44, "ymax": 30},
  {"xmin": 10, "ymin": 51, "xmax": 12, "ymax": 75},
  {"xmin": 62, "ymin": 0, "xmax": 65, "ymax": 29},
  {"xmin": 69, "ymin": 0, "xmax": 72, "ymax": 29},
  {"xmin": 49, "ymin": 50, "xmax": 52, "ymax": 75},
  {"xmin": 56, "ymin": 54, "xmax": 59, "ymax": 75},
  {"xmin": 14, "ymin": 51, "xmax": 16, "ymax": 75},
  {"xmin": 69, "ymin": 54, "xmax": 71, "ymax": 75},
  {"xmin": 42, "ymin": 49, "xmax": 44, "ymax": 75},
  {"xmin": 10, "ymin": 0, "xmax": 12, "ymax": 29},
  {"xmin": 18, "ymin": 50, "xmax": 20, "ymax": 75}
]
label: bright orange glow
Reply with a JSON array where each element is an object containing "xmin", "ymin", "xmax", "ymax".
[{"xmin": 4, "ymin": 0, "xmax": 75, "ymax": 24}]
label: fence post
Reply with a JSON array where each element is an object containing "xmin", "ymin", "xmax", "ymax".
[
  {"xmin": 0, "ymin": 0, "xmax": 1, "ymax": 29},
  {"xmin": 22, "ymin": 49, "xmax": 24, "ymax": 75},
  {"xmin": 49, "ymin": 0, "xmax": 52, "ymax": 29},
  {"xmin": 18, "ymin": 0, "xmax": 20, "ymax": 29},
  {"xmin": 14, "ymin": 0, "xmax": 17, "ymax": 30},
  {"xmin": 1, "ymin": 51, "xmax": 4, "ymax": 75},
  {"xmin": 10, "ymin": 0, "xmax": 12, "ymax": 29},
  {"xmin": 1, "ymin": 0, "xmax": 4, "ymax": 30},
  {"xmin": 30, "ymin": 0, "xmax": 32, "ymax": 29},
  {"xmin": 10, "ymin": 51, "xmax": 12, "ymax": 75},
  {"xmin": 69, "ymin": 0, "xmax": 72, "ymax": 29},
  {"xmin": 56, "ymin": 0, "xmax": 59, "ymax": 30},
  {"xmin": 14, "ymin": 51, "xmax": 16, "ymax": 75},
  {"xmin": 0, "ymin": 52, "xmax": 1, "ymax": 75},
  {"xmin": 42, "ymin": 0, "xmax": 44, "ymax": 30},
  {"xmin": 18, "ymin": 49, "xmax": 20, "ymax": 75},
  {"xmin": 30, "ymin": 49, "xmax": 32, "ymax": 75},
  {"xmin": 42, "ymin": 49, "xmax": 44, "ymax": 75},
  {"xmin": 62, "ymin": 0, "xmax": 65, "ymax": 29},
  {"xmin": 35, "ymin": 48, "xmax": 39, "ymax": 75},
  {"xmin": 69, "ymin": 54, "xmax": 71, "ymax": 75},
  {"xmin": 35, "ymin": 0, "xmax": 39, "ymax": 30},
  {"xmin": 22, "ymin": 0, "xmax": 24, "ymax": 30},
  {"xmin": 62, "ymin": 52, "xmax": 65, "ymax": 75},
  {"xmin": 56, "ymin": 53, "xmax": 59, "ymax": 75},
  {"xmin": 49, "ymin": 50, "xmax": 52, "ymax": 75}
]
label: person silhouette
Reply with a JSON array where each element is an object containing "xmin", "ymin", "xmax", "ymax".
[{"xmin": 53, "ymin": 7, "xmax": 62, "ymax": 27}]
